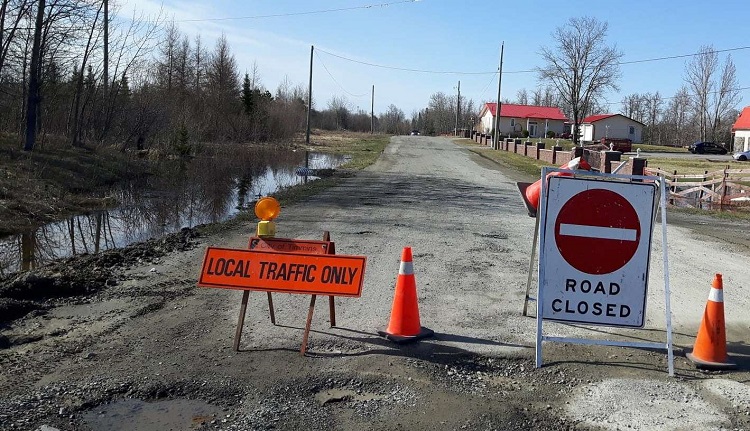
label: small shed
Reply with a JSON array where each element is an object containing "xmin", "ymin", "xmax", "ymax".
[
  {"xmin": 576, "ymin": 114, "xmax": 644, "ymax": 144},
  {"xmin": 732, "ymin": 107, "xmax": 750, "ymax": 152}
]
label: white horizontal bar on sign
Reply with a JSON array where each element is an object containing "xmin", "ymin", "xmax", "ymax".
[
  {"xmin": 559, "ymin": 224, "xmax": 637, "ymax": 241},
  {"xmin": 543, "ymin": 336, "xmax": 667, "ymax": 350}
]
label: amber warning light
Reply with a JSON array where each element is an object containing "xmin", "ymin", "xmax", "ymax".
[{"xmin": 255, "ymin": 197, "xmax": 281, "ymax": 237}]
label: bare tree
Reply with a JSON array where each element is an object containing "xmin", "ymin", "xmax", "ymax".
[
  {"xmin": 685, "ymin": 45, "xmax": 716, "ymax": 141},
  {"xmin": 664, "ymin": 86, "xmax": 692, "ymax": 146},
  {"xmin": 645, "ymin": 92, "xmax": 663, "ymax": 144},
  {"xmin": 1, "ymin": 0, "xmax": 33, "ymax": 78},
  {"xmin": 515, "ymin": 88, "xmax": 528, "ymax": 105},
  {"xmin": 542, "ymin": 86, "xmax": 557, "ymax": 107},
  {"xmin": 379, "ymin": 104, "xmax": 406, "ymax": 135},
  {"xmin": 427, "ymin": 91, "xmax": 453, "ymax": 134},
  {"xmin": 530, "ymin": 87, "xmax": 543, "ymax": 106},
  {"xmin": 538, "ymin": 17, "xmax": 622, "ymax": 145},
  {"xmin": 69, "ymin": 0, "xmax": 102, "ymax": 147},
  {"xmin": 620, "ymin": 93, "xmax": 646, "ymax": 122},
  {"xmin": 23, "ymin": 0, "xmax": 44, "ymax": 151},
  {"xmin": 710, "ymin": 55, "xmax": 740, "ymax": 143}
]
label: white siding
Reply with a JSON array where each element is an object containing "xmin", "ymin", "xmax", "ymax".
[
  {"xmin": 578, "ymin": 124, "xmax": 594, "ymax": 141},
  {"xmin": 736, "ymin": 130, "xmax": 750, "ymax": 151},
  {"xmin": 576, "ymin": 115, "xmax": 644, "ymax": 143},
  {"xmin": 591, "ymin": 116, "xmax": 643, "ymax": 143}
]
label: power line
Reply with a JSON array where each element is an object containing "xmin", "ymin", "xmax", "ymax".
[
  {"xmin": 477, "ymin": 71, "xmax": 499, "ymax": 102},
  {"xmin": 174, "ymin": 0, "xmax": 421, "ymax": 23},
  {"xmin": 317, "ymin": 45, "xmax": 750, "ymax": 76},
  {"xmin": 315, "ymin": 48, "xmax": 496, "ymax": 75},
  {"xmin": 619, "ymin": 45, "xmax": 750, "ymax": 65},
  {"xmin": 600, "ymin": 86, "xmax": 750, "ymax": 107},
  {"xmin": 314, "ymin": 50, "xmax": 370, "ymax": 98}
]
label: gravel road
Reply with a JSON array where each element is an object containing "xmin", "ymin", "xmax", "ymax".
[{"xmin": 1, "ymin": 136, "xmax": 750, "ymax": 430}]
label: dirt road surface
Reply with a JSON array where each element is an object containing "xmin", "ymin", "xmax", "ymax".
[{"xmin": 2, "ymin": 136, "xmax": 750, "ymax": 430}]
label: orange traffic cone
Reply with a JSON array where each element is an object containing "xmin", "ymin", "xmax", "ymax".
[
  {"xmin": 686, "ymin": 274, "xmax": 736, "ymax": 370},
  {"xmin": 378, "ymin": 247, "xmax": 434, "ymax": 343},
  {"xmin": 524, "ymin": 157, "xmax": 592, "ymax": 210}
]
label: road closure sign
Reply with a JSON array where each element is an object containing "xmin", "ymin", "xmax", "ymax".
[
  {"xmin": 198, "ymin": 247, "xmax": 366, "ymax": 297},
  {"xmin": 539, "ymin": 176, "xmax": 657, "ymax": 327}
]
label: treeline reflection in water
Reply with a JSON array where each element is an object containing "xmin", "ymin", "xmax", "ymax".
[{"xmin": 0, "ymin": 147, "xmax": 347, "ymax": 275}]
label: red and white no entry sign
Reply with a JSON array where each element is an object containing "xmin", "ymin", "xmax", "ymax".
[
  {"xmin": 539, "ymin": 176, "xmax": 657, "ymax": 328},
  {"xmin": 554, "ymin": 189, "xmax": 640, "ymax": 275}
]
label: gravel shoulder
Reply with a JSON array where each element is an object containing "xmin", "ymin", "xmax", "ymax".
[{"xmin": 2, "ymin": 136, "xmax": 750, "ymax": 431}]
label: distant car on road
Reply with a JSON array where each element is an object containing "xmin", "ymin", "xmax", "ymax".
[
  {"xmin": 688, "ymin": 141, "xmax": 727, "ymax": 155},
  {"xmin": 410, "ymin": 130, "xmax": 420, "ymax": 136},
  {"xmin": 733, "ymin": 149, "xmax": 750, "ymax": 161}
]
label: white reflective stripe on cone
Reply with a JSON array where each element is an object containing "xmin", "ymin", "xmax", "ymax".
[
  {"xmin": 399, "ymin": 261, "xmax": 414, "ymax": 275},
  {"xmin": 708, "ymin": 288, "xmax": 724, "ymax": 303}
]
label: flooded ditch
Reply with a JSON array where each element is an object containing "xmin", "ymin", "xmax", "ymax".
[{"xmin": 0, "ymin": 146, "xmax": 348, "ymax": 275}]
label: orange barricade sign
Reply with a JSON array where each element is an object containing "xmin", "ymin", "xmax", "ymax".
[
  {"xmin": 248, "ymin": 237, "xmax": 332, "ymax": 255},
  {"xmin": 198, "ymin": 247, "xmax": 366, "ymax": 297}
]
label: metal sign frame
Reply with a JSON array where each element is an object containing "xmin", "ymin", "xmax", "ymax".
[{"xmin": 534, "ymin": 167, "xmax": 674, "ymax": 376}]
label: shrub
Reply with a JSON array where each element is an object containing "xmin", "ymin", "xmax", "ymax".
[
  {"xmin": 522, "ymin": 130, "xmax": 530, "ymax": 138},
  {"xmin": 546, "ymin": 131, "xmax": 556, "ymax": 138}
]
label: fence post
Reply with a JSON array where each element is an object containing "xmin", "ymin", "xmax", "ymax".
[{"xmin": 721, "ymin": 166, "xmax": 728, "ymax": 210}]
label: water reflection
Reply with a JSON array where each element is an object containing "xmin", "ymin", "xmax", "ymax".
[{"xmin": 0, "ymin": 148, "xmax": 347, "ymax": 275}]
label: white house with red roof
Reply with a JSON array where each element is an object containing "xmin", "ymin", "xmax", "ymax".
[
  {"xmin": 732, "ymin": 106, "xmax": 750, "ymax": 152},
  {"xmin": 477, "ymin": 103, "xmax": 568, "ymax": 138},
  {"xmin": 576, "ymin": 114, "xmax": 644, "ymax": 143}
]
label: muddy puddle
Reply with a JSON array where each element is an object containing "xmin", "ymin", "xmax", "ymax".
[{"xmin": 81, "ymin": 398, "xmax": 223, "ymax": 431}]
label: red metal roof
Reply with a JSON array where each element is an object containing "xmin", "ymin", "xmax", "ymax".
[
  {"xmin": 732, "ymin": 106, "xmax": 750, "ymax": 131},
  {"xmin": 581, "ymin": 114, "xmax": 617, "ymax": 123},
  {"xmin": 484, "ymin": 103, "xmax": 568, "ymax": 121}
]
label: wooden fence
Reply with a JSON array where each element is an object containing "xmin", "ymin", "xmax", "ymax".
[{"xmin": 645, "ymin": 167, "xmax": 750, "ymax": 209}]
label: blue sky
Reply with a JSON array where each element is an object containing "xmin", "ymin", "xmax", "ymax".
[{"xmin": 118, "ymin": 0, "xmax": 749, "ymax": 117}]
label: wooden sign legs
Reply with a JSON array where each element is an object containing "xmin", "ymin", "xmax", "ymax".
[{"xmin": 232, "ymin": 231, "xmax": 338, "ymax": 355}]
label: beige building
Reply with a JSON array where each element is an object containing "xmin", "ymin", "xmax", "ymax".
[{"xmin": 576, "ymin": 114, "xmax": 644, "ymax": 143}]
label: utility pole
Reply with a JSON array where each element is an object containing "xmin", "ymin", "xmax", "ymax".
[
  {"xmin": 305, "ymin": 45, "xmax": 313, "ymax": 146},
  {"xmin": 493, "ymin": 42, "xmax": 504, "ymax": 150},
  {"xmin": 371, "ymin": 85, "xmax": 374, "ymax": 134},
  {"xmin": 455, "ymin": 80, "xmax": 460, "ymax": 136}
]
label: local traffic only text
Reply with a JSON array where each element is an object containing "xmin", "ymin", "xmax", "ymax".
[
  {"xmin": 198, "ymin": 247, "xmax": 367, "ymax": 297},
  {"xmin": 205, "ymin": 257, "xmax": 360, "ymax": 285}
]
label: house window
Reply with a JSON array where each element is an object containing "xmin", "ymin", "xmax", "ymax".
[
  {"xmin": 629, "ymin": 126, "xmax": 635, "ymax": 135},
  {"xmin": 510, "ymin": 118, "xmax": 515, "ymax": 127}
]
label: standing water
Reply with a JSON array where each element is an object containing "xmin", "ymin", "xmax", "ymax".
[{"xmin": 0, "ymin": 147, "xmax": 348, "ymax": 275}]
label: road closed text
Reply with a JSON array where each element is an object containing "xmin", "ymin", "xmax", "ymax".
[
  {"xmin": 549, "ymin": 278, "xmax": 631, "ymax": 318},
  {"xmin": 198, "ymin": 247, "xmax": 366, "ymax": 297}
]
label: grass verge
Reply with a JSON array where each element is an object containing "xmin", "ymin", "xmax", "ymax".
[
  {"xmin": 0, "ymin": 134, "xmax": 150, "ymax": 235},
  {"xmin": 644, "ymin": 157, "xmax": 745, "ymax": 175},
  {"xmin": 454, "ymin": 138, "xmax": 548, "ymax": 181}
]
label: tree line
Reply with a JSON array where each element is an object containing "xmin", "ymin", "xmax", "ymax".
[
  {"xmin": 532, "ymin": 17, "xmax": 741, "ymax": 146},
  {"xmin": 0, "ymin": 1, "xmax": 426, "ymax": 154}
]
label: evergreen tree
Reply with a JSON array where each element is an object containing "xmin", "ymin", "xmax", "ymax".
[{"xmin": 241, "ymin": 73, "xmax": 253, "ymax": 116}]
